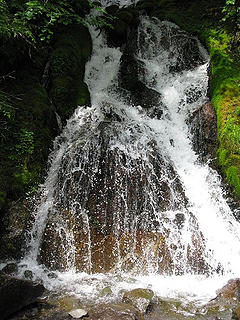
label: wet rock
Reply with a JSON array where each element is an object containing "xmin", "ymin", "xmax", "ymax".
[
  {"xmin": 233, "ymin": 304, "xmax": 240, "ymax": 319},
  {"xmin": 173, "ymin": 213, "xmax": 185, "ymax": 229},
  {"xmin": 0, "ymin": 198, "xmax": 34, "ymax": 260},
  {"xmin": 189, "ymin": 101, "xmax": 218, "ymax": 163},
  {"xmin": 88, "ymin": 303, "xmax": 140, "ymax": 320},
  {"xmin": 24, "ymin": 270, "xmax": 33, "ymax": 280},
  {"xmin": 208, "ymin": 278, "xmax": 240, "ymax": 313},
  {"xmin": 47, "ymin": 272, "xmax": 58, "ymax": 279},
  {"xmin": 122, "ymin": 288, "xmax": 154, "ymax": 313},
  {"xmin": 69, "ymin": 308, "xmax": 88, "ymax": 319},
  {"xmin": 216, "ymin": 278, "xmax": 240, "ymax": 301},
  {"xmin": 0, "ymin": 274, "xmax": 45, "ymax": 319},
  {"xmin": 58, "ymin": 296, "xmax": 83, "ymax": 311},
  {"xmin": 119, "ymin": 29, "xmax": 162, "ymax": 109},
  {"xmin": 106, "ymin": 6, "xmax": 139, "ymax": 47},
  {"xmin": 1, "ymin": 263, "xmax": 18, "ymax": 275},
  {"xmin": 101, "ymin": 286, "xmax": 112, "ymax": 297},
  {"xmin": 105, "ymin": 5, "xmax": 119, "ymax": 16}
]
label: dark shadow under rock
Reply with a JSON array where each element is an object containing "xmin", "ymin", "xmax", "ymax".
[{"xmin": 0, "ymin": 275, "xmax": 45, "ymax": 320}]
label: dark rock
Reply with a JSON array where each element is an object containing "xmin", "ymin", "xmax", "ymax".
[
  {"xmin": 47, "ymin": 272, "xmax": 58, "ymax": 279},
  {"xmin": 0, "ymin": 275, "xmax": 45, "ymax": 319},
  {"xmin": 173, "ymin": 213, "xmax": 185, "ymax": 228},
  {"xmin": 105, "ymin": 5, "xmax": 119, "ymax": 15},
  {"xmin": 88, "ymin": 303, "xmax": 140, "ymax": 320},
  {"xmin": 189, "ymin": 101, "xmax": 218, "ymax": 163},
  {"xmin": 106, "ymin": 7, "xmax": 139, "ymax": 48},
  {"xmin": 24, "ymin": 270, "xmax": 33, "ymax": 280},
  {"xmin": 1, "ymin": 263, "xmax": 18, "ymax": 275},
  {"xmin": 49, "ymin": 24, "xmax": 92, "ymax": 122},
  {"xmin": 119, "ymin": 25, "xmax": 162, "ymax": 109},
  {"xmin": 41, "ymin": 309, "xmax": 70, "ymax": 320},
  {"xmin": 0, "ymin": 198, "xmax": 34, "ymax": 260}
]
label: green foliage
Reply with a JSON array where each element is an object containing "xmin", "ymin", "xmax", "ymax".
[
  {"xmin": 9, "ymin": 129, "xmax": 34, "ymax": 168},
  {"xmin": 222, "ymin": 0, "xmax": 240, "ymax": 50},
  {"xmin": 0, "ymin": 90, "xmax": 15, "ymax": 142},
  {"xmin": 0, "ymin": 0, "xmax": 113, "ymax": 45},
  {"xmin": 16, "ymin": 129, "xmax": 34, "ymax": 158},
  {"xmin": 226, "ymin": 166, "xmax": 240, "ymax": 195}
]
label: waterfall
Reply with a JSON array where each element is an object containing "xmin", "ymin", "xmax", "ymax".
[{"xmin": 17, "ymin": 14, "xmax": 240, "ymax": 304}]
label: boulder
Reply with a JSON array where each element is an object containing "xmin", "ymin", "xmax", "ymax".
[
  {"xmin": 69, "ymin": 308, "xmax": 88, "ymax": 319},
  {"xmin": 1, "ymin": 263, "xmax": 18, "ymax": 275},
  {"xmin": 189, "ymin": 101, "xmax": 218, "ymax": 163},
  {"xmin": 88, "ymin": 303, "xmax": 140, "ymax": 320},
  {"xmin": 122, "ymin": 288, "xmax": 154, "ymax": 313},
  {"xmin": 0, "ymin": 275, "xmax": 45, "ymax": 319}
]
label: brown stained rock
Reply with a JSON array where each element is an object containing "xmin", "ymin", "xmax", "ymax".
[
  {"xmin": 233, "ymin": 304, "xmax": 240, "ymax": 319},
  {"xmin": 88, "ymin": 303, "xmax": 141, "ymax": 320},
  {"xmin": 208, "ymin": 278, "xmax": 240, "ymax": 311},
  {"xmin": 189, "ymin": 101, "xmax": 218, "ymax": 163},
  {"xmin": 216, "ymin": 278, "xmax": 240, "ymax": 301}
]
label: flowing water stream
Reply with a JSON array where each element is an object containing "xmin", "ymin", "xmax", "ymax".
[{"xmin": 14, "ymin": 2, "xmax": 240, "ymax": 312}]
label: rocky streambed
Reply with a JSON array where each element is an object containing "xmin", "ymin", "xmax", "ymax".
[{"xmin": 2, "ymin": 263, "xmax": 240, "ymax": 320}]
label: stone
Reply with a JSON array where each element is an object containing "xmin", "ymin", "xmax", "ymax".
[
  {"xmin": 47, "ymin": 272, "xmax": 58, "ymax": 279},
  {"xmin": 101, "ymin": 286, "xmax": 112, "ymax": 296},
  {"xmin": 0, "ymin": 274, "xmax": 45, "ymax": 320},
  {"xmin": 69, "ymin": 308, "xmax": 88, "ymax": 319},
  {"xmin": 189, "ymin": 101, "xmax": 217, "ymax": 163},
  {"xmin": 24, "ymin": 270, "xmax": 33, "ymax": 280},
  {"xmin": 1, "ymin": 263, "xmax": 18, "ymax": 275},
  {"xmin": 122, "ymin": 288, "xmax": 154, "ymax": 313},
  {"xmin": 88, "ymin": 303, "xmax": 140, "ymax": 320},
  {"xmin": 58, "ymin": 296, "xmax": 82, "ymax": 311},
  {"xmin": 208, "ymin": 278, "xmax": 240, "ymax": 312},
  {"xmin": 216, "ymin": 278, "xmax": 240, "ymax": 301}
]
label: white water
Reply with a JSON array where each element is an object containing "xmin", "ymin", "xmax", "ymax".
[{"xmin": 13, "ymin": 14, "xmax": 240, "ymax": 308}]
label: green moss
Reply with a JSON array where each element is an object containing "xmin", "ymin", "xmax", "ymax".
[{"xmin": 226, "ymin": 166, "xmax": 240, "ymax": 195}]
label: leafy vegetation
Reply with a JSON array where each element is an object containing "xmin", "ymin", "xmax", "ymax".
[
  {"xmin": 222, "ymin": 0, "xmax": 240, "ymax": 50},
  {"xmin": 0, "ymin": 0, "xmax": 113, "ymax": 45}
]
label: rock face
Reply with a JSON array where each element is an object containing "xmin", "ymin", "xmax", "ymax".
[
  {"xmin": 38, "ymin": 118, "xmax": 189, "ymax": 273},
  {"xmin": 0, "ymin": 275, "xmax": 45, "ymax": 320},
  {"xmin": 119, "ymin": 26, "xmax": 162, "ymax": 110},
  {"xmin": 189, "ymin": 102, "xmax": 218, "ymax": 163},
  {"xmin": 0, "ymin": 198, "xmax": 34, "ymax": 260},
  {"xmin": 214, "ymin": 278, "xmax": 240, "ymax": 303}
]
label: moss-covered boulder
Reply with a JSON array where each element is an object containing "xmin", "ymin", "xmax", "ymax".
[{"xmin": 122, "ymin": 288, "xmax": 154, "ymax": 314}]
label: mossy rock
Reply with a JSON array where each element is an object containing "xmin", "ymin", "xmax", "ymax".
[
  {"xmin": 122, "ymin": 288, "xmax": 154, "ymax": 314},
  {"xmin": 76, "ymin": 82, "xmax": 91, "ymax": 107}
]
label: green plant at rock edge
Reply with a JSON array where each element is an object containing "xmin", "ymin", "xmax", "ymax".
[
  {"xmin": 222, "ymin": 0, "xmax": 240, "ymax": 51},
  {"xmin": 0, "ymin": 0, "xmax": 114, "ymax": 46},
  {"xmin": 0, "ymin": 90, "xmax": 15, "ymax": 142}
]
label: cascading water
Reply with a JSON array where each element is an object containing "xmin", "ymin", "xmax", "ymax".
[{"xmin": 16, "ymin": 9, "xmax": 240, "ymax": 307}]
